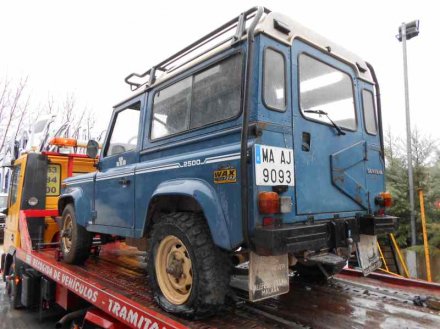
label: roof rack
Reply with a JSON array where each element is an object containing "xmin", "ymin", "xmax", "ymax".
[{"xmin": 124, "ymin": 6, "xmax": 271, "ymax": 91}]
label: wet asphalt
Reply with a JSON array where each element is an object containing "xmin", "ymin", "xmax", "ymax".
[{"xmin": 0, "ymin": 243, "xmax": 59, "ymax": 329}]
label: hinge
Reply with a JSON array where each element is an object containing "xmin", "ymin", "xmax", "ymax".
[
  {"xmin": 232, "ymin": 13, "xmax": 246, "ymax": 44},
  {"xmin": 364, "ymin": 141, "xmax": 368, "ymax": 161}
]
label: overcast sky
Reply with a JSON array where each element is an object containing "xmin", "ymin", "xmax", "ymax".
[{"xmin": 1, "ymin": 0, "xmax": 438, "ymax": 142}]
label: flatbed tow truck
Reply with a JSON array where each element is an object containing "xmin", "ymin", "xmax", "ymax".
[
  {"xmin": 8, "ymin": 211, "xmax": 440, "ymax": 329},
  {"xmin": 2, "ymin": 7, "xmax": 440, "ymax": 329}
]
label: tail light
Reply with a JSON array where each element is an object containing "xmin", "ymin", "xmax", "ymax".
[
  {"xmin": 258, "ymin": 192, "xmax": 280, "ymax": 214},
  {"xmin": 375, "ymin": 192, "xmax": 392, "ymax": 208}
]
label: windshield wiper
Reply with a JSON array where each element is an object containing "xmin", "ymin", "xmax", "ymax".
[{"xmin": 304, "ymin": 110, "xmax": 346, "ymax": 136}]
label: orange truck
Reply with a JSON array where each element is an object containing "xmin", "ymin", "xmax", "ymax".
[{"xmin": 1, "ymin": 137, "xmax": 96, "ymax": 297}]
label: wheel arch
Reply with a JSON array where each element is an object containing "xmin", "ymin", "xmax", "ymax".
[
  {"xmin": 145, "ymin": 179, "xmax": 232, "ymax": 250},
  {"xmin": 58, "ymin": 187, "xmax": 90, "ymax": 227}
]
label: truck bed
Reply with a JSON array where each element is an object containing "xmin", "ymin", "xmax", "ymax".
[{"xmin": 15, "ymin": 242, "xmax": 440, "ymax": 329}]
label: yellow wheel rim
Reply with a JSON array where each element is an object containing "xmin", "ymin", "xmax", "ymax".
[
  {"xmin": 155, "ymin": 235, "xmax": 193, "ymax": 305},
  {"xmin": 61, "ymin": 214, "xmax": 73, "ymax": 254}
]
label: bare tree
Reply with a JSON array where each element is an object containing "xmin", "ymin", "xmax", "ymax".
[
  {"xmin": 58, "ymin": 94, "xmax": 97, "ymax": 140},
  {"xmin": 55, "ymin": 93, "xmax": 76, "ymax": 137},
  {"xmin": 13, "ymin": 96, "xmax": 30, "ymax": 140},
  {"xmin": 0, "ymin": 77, "xmax": 29, "ymax": 154},
  {"xmin": 85, "ymin": 110, "xmax": 96, "ymax": 140},
  {"xmin": 0, "ymin": 77, "xmax": 98, "ymax": 157},
  {"xmin": 46, "ymin": 94, "xmax": 56, "ymax": 114},
  {"xmin": 72, "ymin": 108, "xmax": 86, "ymax": 139},
  {"xmin": 0, "ymin": 79, "xmax": 11, "ymax": 122}
]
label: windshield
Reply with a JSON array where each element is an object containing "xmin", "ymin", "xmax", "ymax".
[{"xmin": 0, "ymin": 195, "xmax": 8, "ymax": 208}]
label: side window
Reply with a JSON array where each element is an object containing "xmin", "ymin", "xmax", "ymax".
[
  {"xmin": 362, "ymin": 89, "xmax": 377, "ymax": 135},
  {"xmin": 105, "ymin": 103, "xmax": 141, "ymax": 157},
  {"xmin": 299, "ymin": 54, "xmax": 356, "ymax": 130},
  {"xmin": 151, "ymin": 77, "xmax": 192, "ymax": 140},
  {"xmin": 263, "ymin": 48, "xmax": 286, "ymax": 111},
  {"xmin": 9, "ymin": 164, "xmax": 21, "ymax": 206},
  {"xmin": 190, "ymin": 55, "xmax": 242, "ymax": 128},
  {"xmin": 151, "ymin": 53, "xmax": 243, "ymax": 140}
]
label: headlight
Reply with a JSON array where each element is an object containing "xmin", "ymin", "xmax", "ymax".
[{"xmin": 28, "ymin": 197, "xmax": 39, "ymax": 206}]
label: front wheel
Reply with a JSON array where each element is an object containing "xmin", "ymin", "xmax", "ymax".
[
  {"xmin": 148, "ymin": 212, "xmax": 230, "ymax": 318},
  {"xmin": 6, "ymin": 263, "xmax": 22, "ymax": 309},
  {"xmin": 60, "ymin": 204, "xmax": 92, "ymax": 264}
]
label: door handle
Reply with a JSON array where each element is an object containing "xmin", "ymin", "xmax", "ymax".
[
  {"xmin": 302, "ymin": 132, "xmax": 311, "ymax": 152},
  {"xmin": 118, "ymin": 178, "xmax": 131, "ymax": 186}
]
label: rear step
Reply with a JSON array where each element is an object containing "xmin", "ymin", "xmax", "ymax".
[
  {"xmin": 306, "ymin": 253, "xmax": 347, "ymax": 278},
  {"xmin": 306, "ymin": 252, "xmax": 346, "ymax": 267}
]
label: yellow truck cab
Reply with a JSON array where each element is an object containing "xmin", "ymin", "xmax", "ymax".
[{"xmin": 1, "ymin": 137, "xmax": 96, "ymax": 262}]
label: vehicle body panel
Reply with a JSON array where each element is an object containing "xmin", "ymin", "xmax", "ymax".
[{"xmin": 60, "ymin": 21, "xmax": 389, "ymax": 254}]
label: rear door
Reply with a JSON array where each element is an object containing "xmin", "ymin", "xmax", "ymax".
[
  {"xmin": 358, "ymin": 82, "xmax": 385, "ymax": 210},
  {"xmin": 292, "ymin": 41, "xmax": 367, "ymax": 217}
]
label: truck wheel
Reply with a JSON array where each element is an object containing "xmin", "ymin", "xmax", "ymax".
[
  {"xmin": 6, "ymin": 265, "xmax": 22, "ymax": 309},
  {"xmin": 148, "ymin": 212, "xmax": 230, "ymax": 318},
  {"xmin": 61, "ymin": 204, "xmax": 92, "ymax": 264}
]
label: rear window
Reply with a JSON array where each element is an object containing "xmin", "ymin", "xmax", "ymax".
[
  {"xmin": 10, "ymin": 165, "xmax": 21, "ymax": 206},
  {"xmin": 299, "ymin": 54, "xmax": 356, "ymax": 130},
  {"xmin": 151, "ymin": 54, "xmax": 242, "ymax": 140},
  {"xmin": 263, "ymin": 48, "xmax": 286, "ymax": 111},
  {"xmin": 362, "ymin": 89, "xmax": 377, "ymax": 135},
  {"xmin": 191, "ymin": 55, "xmax": 242, "ymax": 128},
  {"xmin": 151, "ymin": 78, "xmax": 191, "ymax": 140}
]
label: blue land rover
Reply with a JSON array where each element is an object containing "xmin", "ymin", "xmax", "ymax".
[{"xmin": 59, "ymin": 7, "xmax": 397, "ymax": 317}]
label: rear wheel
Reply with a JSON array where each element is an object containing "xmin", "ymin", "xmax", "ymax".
[
  {"xmin": 61, "ymin": 204, "xmax": 92, "ymax": 264},
  {"xmin": 148, "ymin": 212, "xmax": 230, "ymax": 318}
]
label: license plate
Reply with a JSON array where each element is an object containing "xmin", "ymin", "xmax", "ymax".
[
  {"xmin": 254, "ymin": 144, "xmax": 294, "ymax": 186},
  {"xmin": 248, "ymin": 252, "xmax": 289, "ymax": 302},
  {"xmin": 356, "ymin": 234, "xmax": 382, "ymax": 276},
  {"xmin": 46, "ymin": 164, "xmax": 61, "ymax": 196}
]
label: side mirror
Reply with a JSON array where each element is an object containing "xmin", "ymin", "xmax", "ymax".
[
  {"xmin": 86, "ymin": 140, "xmax": 99, "ymax": 159},
  {"xmin": 1, "ymin": 208, "xmax": 8, "ymax": 215}
]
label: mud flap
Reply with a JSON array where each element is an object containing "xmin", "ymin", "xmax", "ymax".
[
  {"xmin": 248, "ymin": 252, "xmax": 289, "ymax": 302},
  {"xmin": 356, "ymin": 234, "xmax": 382, "ymax": 276}
]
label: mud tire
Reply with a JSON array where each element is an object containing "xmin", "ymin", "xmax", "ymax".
[
  {"xmin": 148, "ymin": 212, "xmax": 230, "ymax": 319},
  {"xmin": 60, "ymin": 204, "xmax": 92, "ymax": 264}
]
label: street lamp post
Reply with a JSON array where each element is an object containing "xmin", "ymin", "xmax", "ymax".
[{"xmin": 397, "ymin": 20, "xmax": 420, "ymax": 246}]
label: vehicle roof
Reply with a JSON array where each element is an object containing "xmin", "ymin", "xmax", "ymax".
[{"xmin": 116, "ymin": 10, "xmax": 374, "ymax": 108}]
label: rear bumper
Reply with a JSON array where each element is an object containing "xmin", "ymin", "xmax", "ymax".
[
  {"xmin": 359, "ymin": 215, "xmax": 398, "ymax": 235},
  {"xmin": 253, "ymin": 215, "xmax": 398, "ymax": 256}
]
